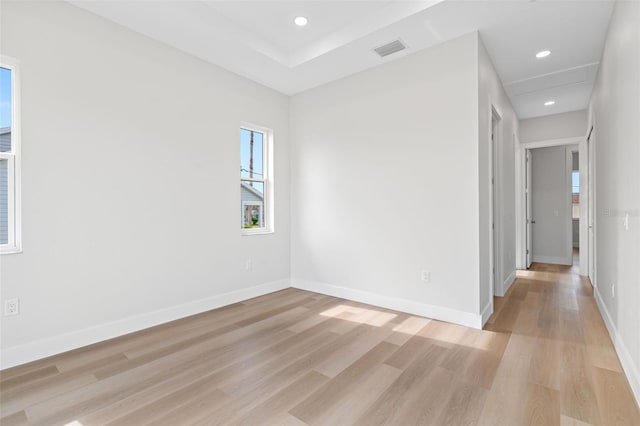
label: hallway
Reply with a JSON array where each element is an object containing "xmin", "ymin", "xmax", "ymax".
[{"xmin": 485, "ymin": 263, "xmax": 640, "ymax": 425}]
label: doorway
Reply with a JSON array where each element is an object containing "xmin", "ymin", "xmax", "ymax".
[
  {"xmin": 571, "ymin": 149, "xmax": 580, "ymax": 269},
  {"xmin": 528, "ymin": 146, "xmax": 574, "ymax": 266},
  {"xmin": 525, "ymin": 149, "xmax": 533, "ymax": 268},
  {"xmin": 517, "ymin": 136, "xmax": 589, "ymax": 275},
  {"xmin": 587, "ymin": 124, "xmax": 596, "ymax": 286},
  {"xmin": 490, "ymin": 108, "xmax": 501, "ymax": 298}
]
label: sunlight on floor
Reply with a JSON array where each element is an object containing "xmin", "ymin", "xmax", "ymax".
[
  {"xmin": 319, "ymin": 304, "xmax": 503, "ymax": 353},
  {"xmin": 516, "ymin": 269, "xmax": 537, "ymax": 278},
  {"xmin": 320, "ymin": 304, "xmax": 397, "ymax": 327},
  {"xmin": 392, "ymin": 316, "xmax": 431, "ymax": 335}
]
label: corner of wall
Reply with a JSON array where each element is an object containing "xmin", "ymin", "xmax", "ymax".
[{"xmin": 292, "ymin": 278, "xmax": 483, "ymax": 330}]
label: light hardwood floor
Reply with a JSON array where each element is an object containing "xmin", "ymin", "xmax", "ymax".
[{"xmin": 1, "ymin": 263, "xmax": 639, "ymax": 425}]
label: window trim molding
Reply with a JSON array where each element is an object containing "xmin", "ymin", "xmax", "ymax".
[
  {"xmin": 240, "ymin": 122, "xmax": 274, "ymax": 236},
  {"xmin": 1, "ymin": 55, "xmax": 22, "ymax": 254}
]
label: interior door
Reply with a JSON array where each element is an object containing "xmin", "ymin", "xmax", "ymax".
[
  {"xmin": 491, "ymin": 111, "xmax": 500, "ymax": 296},
  {"xmin": 526, "ymin": 149, "xmax": 533, "ymax": 268},
  {"xmin": 588, "ymin": 126, "xmax": 595, "ymax": 285}
]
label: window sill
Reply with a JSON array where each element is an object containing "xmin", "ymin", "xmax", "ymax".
[
  {"xmin": 1, "ymin": 247, "xmax": 22, "ymax": 255},
  {"xmin": 241, "ymin": 228, "xmax": 274, "ymax": 236}
]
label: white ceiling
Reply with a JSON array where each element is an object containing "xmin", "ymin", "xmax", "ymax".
[{"xmin": 69, "ymin": 0, "xmax": 615, "ymax": 119}]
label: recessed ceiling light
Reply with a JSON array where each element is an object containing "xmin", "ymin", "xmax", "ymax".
[
  {"xmin": 536, "ymin": 50, "xmax": 551, "ymax": 58},
  {"xmin": 294, "ymin": 16, "xmax": 308, "ymax": 27},
  {"xmin": 544, "ymin": 100, "xmax": 555, "ymax": 106}
]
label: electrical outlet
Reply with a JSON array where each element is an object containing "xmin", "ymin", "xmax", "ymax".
[
  {"xmin": 245, "ymin": 260, "xmax": 252, "ymax": 271},
  {"xmin": 421, "ymin": 270, "xmax": 431, "ymax": 284},
  {"xmin": 4, "ymin": 298, "xmax": 19, "ymax": 316}
]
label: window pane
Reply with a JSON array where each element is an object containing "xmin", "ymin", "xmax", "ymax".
[
  {"xmin": 0, "ymin": 67, "xmax": 11, "ymax": 153},
  {"xmin": 241, "ymin": 181, "xmax": 264, "ymax": 228},
  {"xmin": 0, "ymin": 159, "xmax": 8, "ymax": 244},
  {"xmin": 240, "ymin": 128, "xmax": 263, "ymax": 179},
  {"xmin": 572, "ymin": 171, "xmax": 579, "ymax": 194}
]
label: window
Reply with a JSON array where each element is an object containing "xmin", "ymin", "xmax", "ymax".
[
  {"xmin": 240, "ymin": 125, "xmax": 272, "ymax": 234},
  {"xmin": 0, "ymin": 56, "xmax": 21, "ymax": 254},
  {"xmin": 572, "ymin": 171, "xmax": 579, "ymax": 219}
]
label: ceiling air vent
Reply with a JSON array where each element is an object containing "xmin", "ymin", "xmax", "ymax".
[{"xmin": 373, "ymin": 39, "xmax": 407, "ymax": 58}]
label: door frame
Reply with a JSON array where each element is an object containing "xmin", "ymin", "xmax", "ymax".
[
  {"xmin": 515, "ymin": 136, "xmax": 589, "ymax": 275},
  {"xmin": 525, "ymin": 149, "xmax": 533, "ymax": 268},
  {"xmin": 566, "ymin": 145, "xmax": 578, "ymax": 266},
  {"xmin": 489, "ymin": 106, "xmax": 502, "ymax": 301},
  {"xmin": 587, "ymin": 122, "xmax": 596, "ymax": 286}
]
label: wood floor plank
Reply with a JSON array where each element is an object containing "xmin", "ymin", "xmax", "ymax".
[
  {"xmin": 1, "ymin": 372, "xmax": 98, "ymax": 419},
  {"xmin": 560, "ymin": 415, "xmax": 594, "ymax": 426},
  {"xmin": 208, "ymin": 328, "xmax": 370, "ymax": 420},
  {"xmin": 436, "ymin": 378, "xmax": 488, "ymax": 426},
  {"xmin": 311, "ymin": 319, "xmax": 396, "ymax": 378},
  {"xmin": 592, "ymin": 366, "xmax": 640, "ymax": 426},
  {"xmin": 560, "ymin": 342, "xmax": 601, "ymax": 425},
  {"xmin": 384, "ymin": 315, "xmax": 431, "ymax": 346},
  {"xmin": 144, "ymin": 388, "xmax": 231, "ymax": 426},
  {"xmin": 383, "ymin": 330, "xmax": 434, "ymax": 370},
  {"xmin": 355, "ymin": 344, "xmax": 448, "ymax": 425},
  {"xmin": 291, "ymin": 363, "xmax": 402, "ymax": 426},
  {"xmin": 372, "ymin": 366, "xmax": 455, "ymax": 426},
  {"xmin": 586, "ymin": 343, "xmax": 623, "ymax": 373},
  {"xmin": 522, "ymin": 384, "xmax": 561, "ymax": 426},
  {"xmin": 0, "ymin": 410, "xmax": 28, "ymax": 426},
  {"xmin": 529, "ymin": 337, "xmax": 562, "ymax": 390},
  {"xmin": 476, "ymin": 352, "xmax": 532, "ymax": 425},
  {"xmin": 104, "ymin": 378, "xmax": 224, "ymax": 426},
  {"xmin": 289, "ymin": 341, "xmax": 400, "ymax": 422},
  {"xmin": 96, "ymin": 304, "xmax": 309, "ymax": 380},
  {"xmin": 233, "ymin": 371, "xmax": 329, "ymax": 425},
  {"xmin": 0, "ymin": 365, "xmax": 59, "ymax": 391}
]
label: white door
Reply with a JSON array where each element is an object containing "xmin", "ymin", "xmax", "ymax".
[
  {"xmin": 491, "ymin": 111, "xmax": 500, "ymax": 295},
  {"xmin": 526, "ymin": 149, "xmax": 533, "ymax": 268},
  {"xmin": 588, "ymin": 126, "xmax": 596, "ymax": 285}
]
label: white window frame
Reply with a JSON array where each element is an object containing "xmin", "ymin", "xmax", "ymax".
[
  {"xmin": 240, "ymin": 123, "xmax": 273, "ymax": 235},
  {"xmin": 1, "ymin": 56, "xmax": 22, "ymax": 254}
]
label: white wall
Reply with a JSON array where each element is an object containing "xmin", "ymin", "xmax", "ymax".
[
  {"xmin": 0, "ymin": 1, "xmax": 291, "ymax": 368},
  {"xmin": 520, "ymin": 110, "xmax": 588, "ymax": 143},
  {"xmin": 478, "ymin": 38, "xmax": 519, "ymax": 313},
  {"xmin": 530, "ymin": 146, "xmax": 572, "ymax": 265},
  {"xmin": 290, "ymin": 33, "xmax": 483, "ymax": 327},
  {"xmin": 588, "ymin": 0, "xmax": 640, "ymax": 406}
]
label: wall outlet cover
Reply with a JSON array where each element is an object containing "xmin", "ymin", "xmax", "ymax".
[{"xmin": 4, "ymin": 298, "xmax": 19, "ymax": 316}]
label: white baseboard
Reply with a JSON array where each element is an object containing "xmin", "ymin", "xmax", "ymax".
[
  {"xmin": 594, "ymin": 288, "xmax": 640, "ymax": 409},
  {"xmin": 480, "ymin": 301, "xmax": 493, "ymax": 327},
  {"xmin": 501, "ymin": 270, "xmax": 516, "ymax": 296},
  {"xmin": 0, "ymin": 279, "xmax": 290, "ymax": 370},
  {"xmin": 291, "ymin": 278, "xmax": 482, "ymax": 329},
  {"xmin": 532, "ymin": 255, "xmax": 572, "ymax": 266}
]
